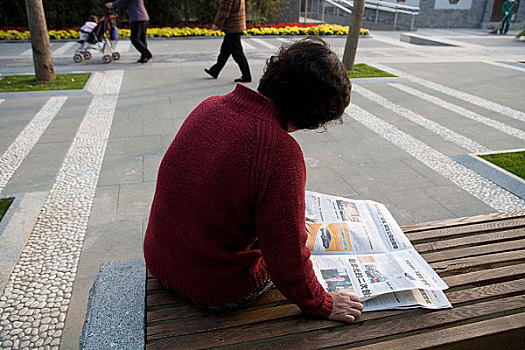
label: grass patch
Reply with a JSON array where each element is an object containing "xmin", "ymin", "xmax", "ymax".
[
  {"xmin": 347, "ymin": 64, "xmax": 396, "ymax": 79},
  {"xmin": 480, "ymin": 151, "xmax": 525, "ymax": 180},
  {"xmin": 0, "ymin": 197, "xmax": 15, "ymax": 222},
  {"xmin": 0, "ymin": 73, "xmax": 91, "ymax": 92}
]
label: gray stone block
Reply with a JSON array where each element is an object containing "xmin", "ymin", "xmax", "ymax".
[
  {"xmin": 79, "ymin": 258, "xmax": 146, "ymax": 350},
  {"xmin": 453, "ymin": 153, "xmax": 525, "ymax": 200}
]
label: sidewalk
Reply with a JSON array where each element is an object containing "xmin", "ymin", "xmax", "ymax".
[{"xmin": 0, "ymin": 28, "xmax": 524, "ymax": 349}]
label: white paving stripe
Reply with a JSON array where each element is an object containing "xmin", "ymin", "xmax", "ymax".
[
  {"xmin": 21, "ymin": 48, "xmax": 32, "ymax": 56},
  {"xmin": 242, "ymin": 40, "xmax": 256, "ymax": 50},
  {"xmin": 52, "ymin": 41, "xmax": 75, "ymax": 55},
  {"xmin": 346, "ymin": 104, "xmax": 525, "ymax": 211},
  {"xmin": 482, "ymin": 61, "xmax": 525, "ymax": 73},
  {"xmin": 0, "ymin": 96, "xmax": 68, "ymax": 193},
  {"xmin": 250, "ymin": 38, "xmax": 278, "ymax": 50},
  {"xmin": 391, "ymin": 83, "xmax": 525, "ymax": 142},
  {"xmin": 116, "ymin": 40, "xmax": 131, "ymax": 53},
  {"xmin": 372, "ymin": 63, "xmax": 525, "ymax": 124},
  {"xmin": 0, "ymin": 70, "xmax": 124, "ymax": 348},
  {"xmin": 353, "ymin": 85, "xmax": 492, "ymax": 154},
  {"xmin": 0, "ymin": 99, "xmax": 4, "ymax": 105}
]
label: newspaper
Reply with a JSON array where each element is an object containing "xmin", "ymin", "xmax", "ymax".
[{"xmin": 306, "ymin": 191, "xmax": 452, "ymax": 311}]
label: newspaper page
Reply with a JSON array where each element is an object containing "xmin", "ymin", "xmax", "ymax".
[{"xmin": 305, "ymin": 191, "xmax": 452, "ymax": 310}]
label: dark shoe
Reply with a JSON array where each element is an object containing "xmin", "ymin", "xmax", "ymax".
[
  {"xmin": 234, "ymin": 77, "xmax": 252, "ymax": 83},
  {"xmin": 204, "ymin": 68, "xmax": 218, "ymax": 79},
  {"xmin": 141, "ymin": 55, "xmax": 153, "ymax": 64}
]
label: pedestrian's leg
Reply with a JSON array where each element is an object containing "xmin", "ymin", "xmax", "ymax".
[
  {"xmin": 229, "ymin": 33, "xmax": 251, "ymax": 82},
  {"xmin": 140, "ymin": 21, "xmax": 152, "ymax": 60},
  {"xmin": 503, "ymin": 17, "xmax": 511, "ymax": 34},
  {"xmin": 207, "ymin": 35, "xmax": 232, "ymax": 78},
  {"xmin": 130, "ymin": 21, "xmax": 151, "ymax": 61}
]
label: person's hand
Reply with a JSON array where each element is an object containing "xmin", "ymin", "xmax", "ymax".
[
  {"xmin": 105, "ymin": 2, "xmax": 113, "ymax": 9},
  {"xmin": 212, "ymin": 24, "xmax": 219, "ymax": 31},
  {"xmin": 327, "ymin": 292, "xmax": 363, "ymax": 323}
]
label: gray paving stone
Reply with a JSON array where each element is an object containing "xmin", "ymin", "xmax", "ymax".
[
  {"xmin": 88, "ymin": 185, "xmax": 119, "ymax": 226},
  {"xmin": 143, "ymin": 118, "xmax": 182, "ymax": 136},
  {"xmin": 143, "ymin": 153, "xmax": 164, "ymax": 183},
  {"xmin": 124, "ymin": 135, "xmax": 162, "ymax": 156},
  {"xmin": 116, "ymin": 182, "xmax": 156, "ymax": 220},
  {"xmin": 98, "ymin": 155, "xmax": 143, "ymax": 186}
]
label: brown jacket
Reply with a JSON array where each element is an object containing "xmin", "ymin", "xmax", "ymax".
[{"xmin": 214, "ymin": 0, "xmax": 246, "ymax": 33}]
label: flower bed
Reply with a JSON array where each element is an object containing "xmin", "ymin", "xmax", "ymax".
[{"xmin": 0, "ymin": 23, "xmax": 369, "ymax": 41}]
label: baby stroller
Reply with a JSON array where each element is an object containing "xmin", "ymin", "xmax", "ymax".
[{"xmin": 74, "ymin": 11, "xmax": 120, "ymax": 64}]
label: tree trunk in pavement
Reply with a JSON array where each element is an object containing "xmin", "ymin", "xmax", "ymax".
[
  {"xmin": 342, "ymin": 0, "xmax": 365, "ymax": 71},
  {"xmin": 25, "ymin": 0, "xmax": 55, "ymax": 82}
]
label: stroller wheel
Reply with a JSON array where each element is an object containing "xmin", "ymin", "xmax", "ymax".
[
  {"xmin": 83, "ymin": 51, "xmax": 92, "ymax": 60},
  {"xmin": 112, "ymin": 52, "xmax": 120, "ymax": 60},
  {"xmin": 103, "ymin": 54, "xmax": 112, "ymax": 64},
  {"xmin": 73, "ymin": 53, "xmax": 83, "ymax": 63}
]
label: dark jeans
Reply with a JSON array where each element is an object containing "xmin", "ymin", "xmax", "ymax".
[
  {"xmin": 130, "ymin": 20, "xmax": 152, "ymax": 59},
  {"xmin": 163, "ymin": 277, "xmax": 272, "ymax": 312},
  {"xmin": 209, "ymin": 33, "xmax": 251, "ymax": 79}
]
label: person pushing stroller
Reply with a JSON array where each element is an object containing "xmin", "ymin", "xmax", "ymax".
[{"xmin": 73, "ymin": 12, "xmax": 120, "ymax": 64}]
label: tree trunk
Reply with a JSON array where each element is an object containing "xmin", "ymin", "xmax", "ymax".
[
  {"xmin": 342, "ymin": 0, "xmax": 365, "ymax": 71},
  {"xmin": 25, "ymin": 0, "xmax": 55, "ymax": 82}
]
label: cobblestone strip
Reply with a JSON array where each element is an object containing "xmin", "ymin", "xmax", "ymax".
[
  {"xmin": 391, "ymin": 83, "xmax": 525, "ymax": 142},
  {"xmin": 346, "ymin": 104, "xmax": 525, "ymax": 212},
  {"xmin": 372, "ymin": 63, "xmax": 525, "ymax": 123},
  {"xmin": 0, "ymin": 96, "xmax": 67, "ymax": 194},
  {"xmin": 353, "ymin": 85, "xmax": 492, "ymax": 154},
  {"xmin": 0, "ymin": 70, "xmax": 124, "ymax": 349}
]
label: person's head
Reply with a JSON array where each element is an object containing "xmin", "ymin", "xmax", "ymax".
[
  {"xmin": 88, "ymin": 15, "xmax": 98, "ymax": 23},
  {"xmin": 257, "ymin": 36, "xmax": 351, "ymax": 131}
]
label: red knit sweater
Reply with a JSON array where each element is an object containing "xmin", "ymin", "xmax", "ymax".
[{"xmin": 144, "ymin": 84, "xmax": 333, "ymax": 318}]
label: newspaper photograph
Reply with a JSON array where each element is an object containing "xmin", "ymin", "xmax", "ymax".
[{"xmin": 305, "ymin": 191, "xmax": 452, "ymax": 311}]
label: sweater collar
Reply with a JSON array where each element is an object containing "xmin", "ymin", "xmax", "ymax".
[{"xmin": 225, "ymin": 83, "xmax": 282, "ymax": 128}]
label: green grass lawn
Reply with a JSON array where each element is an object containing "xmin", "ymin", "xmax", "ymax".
[
  {"xmin": 0, "ymin": 197, "xmax": 14, "ymax": 222},
  {"xmin": 480, "ymin": 151, "xmax": 525, "ymax": 180},
  {"xmin": 0, "ymin": 73, "xmax": 91, "ymax": 92},
  {"xmin": 348, "ymin": 64, "xmax": 396, "ymax": 79}
]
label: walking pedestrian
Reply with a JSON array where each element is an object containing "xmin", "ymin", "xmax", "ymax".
[
  {"xmin": 105, "ymin": 0, "xmax": 153, "ymax": 63},
  {"xmin": 499, "ymin": 0, "xmax": 518, "ymax": 35},
  {"xmin": 204, "ymin": 0, "xmax": 252, "ymax": 83}
]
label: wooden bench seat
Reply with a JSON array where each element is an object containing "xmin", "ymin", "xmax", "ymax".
[{"xmin": 146, "ymin": 210, "xmax": 525, "ymax": 349}]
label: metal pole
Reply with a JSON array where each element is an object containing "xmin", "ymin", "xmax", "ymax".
[
  {"xmin": 322, "ymin": 0, "xmax": 325, "ymax": 22},
  {"xmin": 305, "ymin": 0, "xmax": 308, "ymax": 23},
  {"xmin": 375, "ymin": 5, "xmax": 379, "ymax": 23},
  {"xmin": 410, "ymin": 12, "xmax": 415, "ymax": 31},
  {"xmin": 394, "ymin": 9, "xmax": 398, "ymax": 27}
]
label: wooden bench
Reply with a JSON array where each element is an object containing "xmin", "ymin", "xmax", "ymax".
[{"xmin": 145, "ymin": 211, "xmax": 525, "ymax": 349}]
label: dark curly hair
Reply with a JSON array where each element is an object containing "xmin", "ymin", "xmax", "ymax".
[{"xmin": 257, "ymin": 36, "xmax": 351, "ymax": 131}]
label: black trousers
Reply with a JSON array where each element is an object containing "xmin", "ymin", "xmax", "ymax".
[
  {"xmin": 209, "ymin": 33, "xmax": 251, "ymax": 79},
  {"xmin": 130, "ymin": 21, "xmax": 152, "ymax": 59}
]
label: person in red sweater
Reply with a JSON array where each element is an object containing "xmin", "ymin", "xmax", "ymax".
[{"xmin": 144, "ymin": 36, "xmax": 362, "ymax": 322}]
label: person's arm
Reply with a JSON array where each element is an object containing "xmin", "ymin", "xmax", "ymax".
[
  {"xmin": 255, "ymin": 135, "xmax": 362, "ymax": 321},
  {"xmin": 106, "ymin": 0, "xmax": 130, "ymax": 10},
  {"xmin": 213, "ymin": 0, "xmax": 233, "ymax": 31}
]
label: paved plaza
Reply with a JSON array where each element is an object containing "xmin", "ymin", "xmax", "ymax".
[{"xmin": 0, "ymin": 28, "xmax": 524, "ymax": 349}]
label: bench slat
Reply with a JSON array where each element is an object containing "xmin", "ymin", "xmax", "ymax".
[
  {"xmin": 443, "ymin": 263, "xmax": 525, "ymax": 287},
  {"xmin": 354, "ymin": 312, "xmax": 525, "ymax": 350},
  {"xmin": 401, "ymin": 211, "xmax": 525, "ymax": 233},
  {"xmin": 445, "ymin": 278, "xmax": 525, "ymax": 304},
  {"xmin": 414, "ymin": 228, "xmax": 525, "ymax": 253},
  {"xmin": 248, "ymin": 294, "xmax": 525, "ymax": 349},
  {"xmin": 421, "ymin": 239, "xmax": 525, "ymax": 263},
  {"xmin": 430, "ymin": 249, "xmax": 525, "ymax": 273},
  {"xmin": 147, "ymin": 304, "xmax": 301, "ymax": 341}
]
